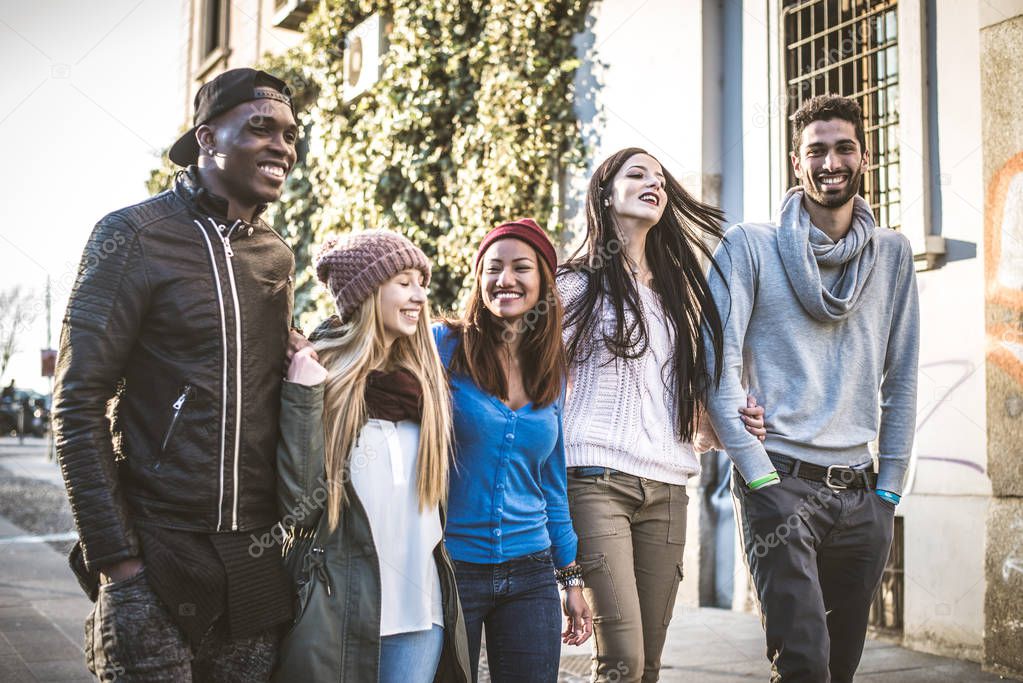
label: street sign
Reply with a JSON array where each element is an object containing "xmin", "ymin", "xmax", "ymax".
[{"xmin": 40, "ymin": 349, "xmax": 56, "ymax": 378}]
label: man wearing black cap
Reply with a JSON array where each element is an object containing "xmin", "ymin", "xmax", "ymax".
[{"xmin": 54, "ymin": 68, "xmax": 301, "ymax": 681}]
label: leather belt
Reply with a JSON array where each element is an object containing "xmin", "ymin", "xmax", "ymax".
[{"xmin": 767, "ymin": 454, "xmax": 877, "ymax": 490}]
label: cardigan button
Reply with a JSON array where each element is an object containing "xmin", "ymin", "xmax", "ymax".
[
  {"xmin": 493, "ymin": 529, "xmax": 502, "ymax": 537},
  {"xmin": 505, "ymin": 433, "xmax": 515, "ymax": 441}
]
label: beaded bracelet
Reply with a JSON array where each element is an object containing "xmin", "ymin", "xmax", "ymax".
[{"xmin": 555, "ymin": 564, "xmax": 583, "ymax": 589}]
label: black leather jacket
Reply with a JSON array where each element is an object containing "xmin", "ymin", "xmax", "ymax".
[{"xmin": 54, "ymin": 168, "xmax": 295, "ymax": 571}]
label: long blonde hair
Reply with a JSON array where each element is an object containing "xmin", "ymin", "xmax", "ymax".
[{"xmin": 314, "ymin": 290, "xmax": 451, "ymax": 530}]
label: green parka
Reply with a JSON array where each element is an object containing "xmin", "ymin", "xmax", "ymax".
[{"xmin": 271, "ymin": 380, "xmax": 471, "ymax": 682}]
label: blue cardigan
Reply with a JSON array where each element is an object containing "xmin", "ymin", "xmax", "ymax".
[{"xmin": 433, "ymin": 323, "xmax": 578, "ymax": 568}]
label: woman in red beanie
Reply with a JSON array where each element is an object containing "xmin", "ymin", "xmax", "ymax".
[
  {"xmin": 434, "ymin": 219, "xmax": 592, "ymax": 682},
  {"xmin": 558, "ymin": 149, "xmax": 766, "ymax": 682}
]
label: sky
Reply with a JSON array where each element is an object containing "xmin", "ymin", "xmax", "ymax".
[{"xmin": 0, "ymin": 1, "xmax": 184, "ymax": 392}]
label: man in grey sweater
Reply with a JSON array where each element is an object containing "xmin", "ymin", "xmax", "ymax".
[{"xmin": 705, "ymin": 94, "xmax": 919, "ymax": 683}]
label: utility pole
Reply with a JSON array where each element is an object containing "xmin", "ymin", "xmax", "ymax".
[{"xmin": 46, "ymin": 276, "xmax": 55, "ymax": 462}]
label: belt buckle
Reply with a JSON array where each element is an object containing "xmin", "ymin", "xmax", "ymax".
[{"xmin": 825, "ymin": 464, "xmax": 852, "ymax": 490}]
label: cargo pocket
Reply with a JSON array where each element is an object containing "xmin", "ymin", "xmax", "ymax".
[
  {"xmin": 667, "ymin": 484, "xmax": 688, "ymax": 545},
  {"xmin": 578, "ymin": 552, "xmax": 622, "ymax": 623},
  {"xmin": 662, "ymin": 563, "xmax": 684, "ymax": 626},
  {"xmin": 568, "ymin": 477, "xmax": 616, "ymax": 539}
]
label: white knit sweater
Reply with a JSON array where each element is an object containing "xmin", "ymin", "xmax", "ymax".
[{"xmin": 557, "ymin": 272, "xmax": 707, "ymax": 485}]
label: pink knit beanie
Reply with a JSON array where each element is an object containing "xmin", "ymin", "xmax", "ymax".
[{"xmin": 315, "ymin": 230, "xmax": 431, "ymax": 320}]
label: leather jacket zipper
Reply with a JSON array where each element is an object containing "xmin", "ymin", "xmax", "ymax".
[
  {"xmin": 157, "ymin": 384, "xmax": 194, "ymax": 468},
  {"xmin": 192, "ymin": 218, "xmax": 233, "ymax": 532},
  {"xmin": 215, "ymin": 219, "xmax": 245, "ymax": 531}
]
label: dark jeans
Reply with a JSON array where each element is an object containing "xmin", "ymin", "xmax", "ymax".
[
  {"xmin": 452, "ymin": 549, "xmax": 561, "ymax": 683},
  {"xmin": 732, "ymin": 471, "xmax": 895, "ymax": 683},
  {"xmin": 85, "ymin": 569, "xmax": 277, "ymax": 682}
]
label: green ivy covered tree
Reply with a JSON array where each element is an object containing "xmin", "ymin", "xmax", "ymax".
[{"xmin": 151, "ymin": 0, "xmax": 591, "ymax": 326}]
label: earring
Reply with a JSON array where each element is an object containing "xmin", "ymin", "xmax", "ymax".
[{"xmin": 602, "ymin": 198, "xmax": 611, "ymax": 208}]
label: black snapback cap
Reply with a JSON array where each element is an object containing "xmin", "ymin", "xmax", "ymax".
[{"xmin": 169, "ymin": 68, "xmax": 295, "ymax": 167}]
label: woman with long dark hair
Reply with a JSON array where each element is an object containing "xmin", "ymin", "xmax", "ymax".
[
  {"xmin": 435, "ymin": 219, "xmax": 592, "ymax": 682},
  {"xmin": 558, "ymin": 148, "xmax": 765, "ymax": 682}
]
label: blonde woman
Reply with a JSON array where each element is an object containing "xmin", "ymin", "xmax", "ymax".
[{"xmin": 273, "ymin": 231, "xmax": 470, "ymax": 683}]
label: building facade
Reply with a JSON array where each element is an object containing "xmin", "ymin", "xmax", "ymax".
[{"xmin": 179, "ymin": 0, "xmax": 308, "ymax": 126}]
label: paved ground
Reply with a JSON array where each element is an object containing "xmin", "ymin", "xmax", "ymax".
[{"xmin": 0, "ymin": 436, "xmax": 1016, "ymax": 682}]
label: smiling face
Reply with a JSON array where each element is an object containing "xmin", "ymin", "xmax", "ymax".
[
  {"xmin": 378, "ymin": 268, "xmax": 428, "ymax": 347},
  {"xmin": 197, "ymin": 98, "xmax": 299, "ymax": 216},
  {"xmin": 791, "ymin": 118, "xmax": 868, "ymax": 209},
  {"xmin": 479, "ymin": 238, "xmax": 542, "ymax": 324},
  {"xmin": 608, "ymin": 153, "xmax": 668, "ymax": 227}
]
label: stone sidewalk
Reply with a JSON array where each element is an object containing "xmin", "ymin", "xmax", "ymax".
[
  {"xmin": 0, "ymin": 513, "xmax": 91, "ymax": 682},
  {"xmin": 0, "ymin": 438, "xmax": 1015, "ymax": 682}
]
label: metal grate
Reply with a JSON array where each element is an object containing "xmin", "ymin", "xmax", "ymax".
[
  {"xmin": 869, "ymin": 516, "xmax": 904, "ymax": 632},
  {"xmin": 782, "ymin": 0, "xmax": 901, "ymax": 230}
]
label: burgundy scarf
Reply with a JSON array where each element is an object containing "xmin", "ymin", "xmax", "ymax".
[{"xmin": 365, "ymin": 368, "xmax": 423, "ymax": 423}]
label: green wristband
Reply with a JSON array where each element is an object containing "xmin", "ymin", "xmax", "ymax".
[{"xmin": 748, "ymin": 472, "xmax": 781, "ymax": 490}]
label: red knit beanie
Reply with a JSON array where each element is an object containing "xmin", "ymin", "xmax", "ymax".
[
  {"xmin": 315, "ymin": 230, "xmax": 431, "ymax": 321},
  {"xmin": 474, "ymin": 218, "xmax": 557, "ymax": 273}
]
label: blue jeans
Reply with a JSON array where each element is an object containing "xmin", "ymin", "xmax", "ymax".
[
  {"xmin": 379, "ymin": 624, "xmax": 445, "ymax": 683},
  {"xmin": 452, "ymin": 549, "xmax": 561, "ymax": 683}
]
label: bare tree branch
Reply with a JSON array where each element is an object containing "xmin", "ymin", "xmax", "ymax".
[{"xmin": 0, "ymin": 286, "xmax": 33, "ymax": 384}]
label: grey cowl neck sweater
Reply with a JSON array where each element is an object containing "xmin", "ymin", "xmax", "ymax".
[{"xmin": 777, "ymin": 187, "xmax": 878, "ymax": 322}]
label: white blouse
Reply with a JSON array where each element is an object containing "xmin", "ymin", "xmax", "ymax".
[{"xmin": 350, "ymin": 419, "xmax": 444, "ymax": 636}]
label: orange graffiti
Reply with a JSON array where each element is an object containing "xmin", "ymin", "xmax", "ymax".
[{"xmin": 985, "ymin": 151, "xmax": 1023, "ymax": 385}]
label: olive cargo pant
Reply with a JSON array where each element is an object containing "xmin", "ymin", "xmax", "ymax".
[{"xmin": 568, "ymin": 469, "xmax": 689, "ymax": 683}]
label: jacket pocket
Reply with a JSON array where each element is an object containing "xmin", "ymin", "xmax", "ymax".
[
  {"xmin": 156, "ymin": 384, "xmax": 195, "ymax": 470},
  {"xmin": 282, "ymin": 531, "xmax": 330, "ymax": 629},
  {"xmin": 268, "ymin": 275, "xmax": 293, "ymax": 298}
]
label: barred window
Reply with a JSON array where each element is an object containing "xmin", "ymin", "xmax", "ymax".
[
  {"xmin": 202, "ymin": 0, "xmax": 227, "ymax": 58},
  {"xmin": 782, "ymin": 0, "xmax": 901, "ymax": 231}
]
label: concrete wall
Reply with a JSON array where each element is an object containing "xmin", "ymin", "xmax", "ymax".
[
  {"xmin": 570, "ymin": 0, "xmax": 714, "ymax": 247},
  {"xmin": 980, "ymin": 10, "xmax": 1023, "ymax": 678},
  {"xmin": 898, "ymin": 0, "xmax": 989, "ymax": 661}
]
